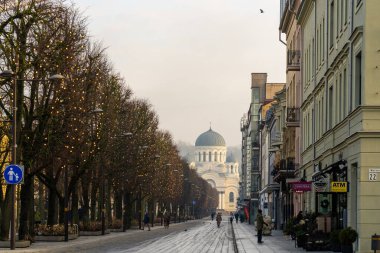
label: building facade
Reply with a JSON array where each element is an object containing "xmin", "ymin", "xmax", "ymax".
[
  {"xmin": 296, "ymin": 0, "xmax": 380, "ymax": 252},
  {"xmin": 191, "ymin": 128, "xmax": 239, "ymax": 212},
  {"xmin": 240, "ymin": 73, "xmax": 284, "ymax": 223}
]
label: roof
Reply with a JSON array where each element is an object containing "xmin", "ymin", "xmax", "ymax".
[{"xmin": 195, "ymin": 128, "xmax": 226, "ymax": 147}]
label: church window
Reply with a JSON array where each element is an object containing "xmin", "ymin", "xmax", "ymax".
[
  {"xmin": 209, "ymin": 151, "xmax": 212, "ymax": 162},
  {"xmin": 220, "ymin": 152, "xmax": 222, "ymax": 161},
  {"xmin": 229, "ymin": 192, "xmax": 234, "ymax": 202},
  {"xmin": 214, "ymin": 152, "xmax": 218, "ymax": 161},
  {"xmin": 203, "ymin": 152, "xmax": 206, "ymax": 162},
  {"xmin": 198, "ymin": 152, "xmax": 201, "ymax": 162},
  {"xmin": 231, "ymin": 166, "xmax": 233, "ymax": 173}
]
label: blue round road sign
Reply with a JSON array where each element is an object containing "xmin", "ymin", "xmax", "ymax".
[{"xmin": 4, "ymin": 164, "xmax": 23, "ymax": 184}]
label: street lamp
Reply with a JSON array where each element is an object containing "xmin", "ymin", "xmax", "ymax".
[
  {"xmin": 89, "ymin": 108, "xmax": 105, "ymax": 235},
  {"xmin": 0, "ymin": 70, "xmax": 65, "ymax": 249}
]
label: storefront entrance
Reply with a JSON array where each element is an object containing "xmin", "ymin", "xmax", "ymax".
[{"xmin": 315, "ymin": 192, "xmax": 347, "ymax": 231}]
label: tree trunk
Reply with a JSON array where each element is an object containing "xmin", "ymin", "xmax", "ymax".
[
  {"xmin": 81, "ymin": 177, "xmax": 90, "ymax": 223},
  {"xmin": 123, "ymin": 192, "xmax": 133, "ymax": 229},
  {"xmin": 90, "ymin": 182, "xmax": 98, "ymax": 221},
  {"xmin": 47, "ymin": 188, "xmax": 58, "ymax": 225},
  {"xmin": 106, "ymin": 182, "xmax": 112, "ymax": 224},
  {"xmin": 0, "ymin": 185, "xmax": 12, "ymax": 240},
  {"xmin": 19, "ymin": 174, "xmax": 33, "ymax": 240},
  {"xmin": 114, "ymin": 191, "xmax": 122, "ymax": 220},
  {"xmin": 71, "ymin": 183, "xmax": 79, "ymax": 225},
  {"xmin": 58, "ymin": 195, "xmax": 64, "ymax": 224}
]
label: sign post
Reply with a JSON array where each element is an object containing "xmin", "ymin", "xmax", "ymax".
[{"xmin": 3, "ymin": 164, "xmax": 23, "ymax": 249}]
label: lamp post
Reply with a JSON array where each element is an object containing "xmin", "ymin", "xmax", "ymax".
[
  {"xmin": 89, "ymin": 108, "xmax": 105, "ymax": 235},
  {"xmin": 150, "ymin": 154, "xmax": 160, "ymax": 228},
  {"xmin": 0, "ymin": 70, "xmax": 64, "ymax": 249},
  {"xmin": 120, "ymin": 132, "xmax": 132, "ymax": 232}
]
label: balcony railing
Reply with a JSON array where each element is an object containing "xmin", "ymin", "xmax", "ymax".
[
  {"xmin": 286, "ymin": 107, "xmax": 300, "ymax": 127},
  {"xmin": 287, "ymin": 50, "xmax": 300, "ymax": 71},
  {"xmin": 272, "ymin": 157, "xmax": 298, "ymax": 182}
]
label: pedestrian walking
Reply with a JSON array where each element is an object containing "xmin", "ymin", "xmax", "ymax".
[
  {"xmin": 255, "ymin": 209, "xmax": 267, "ymax": 243},
  {"xmin": 211, "ymin": 212, "xmax": 215, "ymax": 221},
  {"xmin": 216, "ymin": 213, "xmax": 222, "ymax": 228},
  {"xmin": 164, "ymin": 212, "xmax": 170, "ymax": 229},
  {"xmin": 234, "ymin": 212, "xmax": 239, "ymax": 223},
  {"xmin": 142, "ymin": 212, "xmax": 151, "ymax": 231},
  {"xmin": 229, "ymin": 212, "xmax": 234, "ymax": 224}
]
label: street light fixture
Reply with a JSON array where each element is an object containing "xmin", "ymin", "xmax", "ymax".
[{"xmin": 0, "ymin": 70, "xmax": 65, "ymax": 249}]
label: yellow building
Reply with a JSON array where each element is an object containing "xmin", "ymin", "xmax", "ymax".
[{"xmin": 297, "ymin": 0, "xmax": 380, "ymax": 252}]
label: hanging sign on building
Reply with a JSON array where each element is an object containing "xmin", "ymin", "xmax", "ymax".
[
  {"xmin": 292, "ymin": 181, "xmax": 312, "ymax": 192},
  {"xmin": 330, "ymin": 181, "xmax": 348, "ymax": 192},
  {"xmin": 313, "ymin": 177, "xmax": 328, "ymax": 192}
]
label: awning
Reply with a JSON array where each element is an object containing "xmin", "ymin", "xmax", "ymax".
[{"xmin": 312, "ymin": 160, "xmax": 347, "ymax": 181}]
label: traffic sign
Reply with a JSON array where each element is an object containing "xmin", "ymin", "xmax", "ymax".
[{"xmin": 4, "ymin": 164, "xmax": 23, "ymax": 184}]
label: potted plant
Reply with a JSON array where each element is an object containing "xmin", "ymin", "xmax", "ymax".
[
  {"xmin": 329, "ymin": 229, "xmax": 342, "ymax": 252},
  {"xmin": 339, "ymin": 227, "xmax": 358, "ymax": 253}
]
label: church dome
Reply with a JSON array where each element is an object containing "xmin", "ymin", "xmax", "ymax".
[{"xmin": 195, "ymin": 128, "xmax": 226, "ymax": 147}]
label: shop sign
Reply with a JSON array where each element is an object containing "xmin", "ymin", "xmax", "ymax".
[
  {"xmin": 331, "ymin": 181, "xmax": 348, "ymax": 192},
  {"xmin": 313, "ymin": 177, "xmax": 328, "ymax": 192},
  {"xmin": 292, "ymin": 181, "xmax": 312, "ymax": 192}
]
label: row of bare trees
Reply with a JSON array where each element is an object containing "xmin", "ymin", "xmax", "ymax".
[{"xmin": 0, "ymin": 0, "xmax": 217, "ymax": 241}]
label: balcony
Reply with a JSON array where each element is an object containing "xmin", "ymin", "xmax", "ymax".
[
  {"xmin": 286, "ymin": 107, "xmax": 300, "ymax": 127},
  {"xmin": 287, "ymin": 50, "xmax": 300, "ymax": 71},
  {"xmin": 272, "ymin": 157, "xmax": 298, "ymax": 182}
]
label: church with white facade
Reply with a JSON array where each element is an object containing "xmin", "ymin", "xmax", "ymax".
[{"xmin": 190, "ymin": 128, "xmax": 239, "ymax": 212}]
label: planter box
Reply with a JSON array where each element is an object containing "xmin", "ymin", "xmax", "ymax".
[
  {"xmin": 79, "ymin": 230, "xmax": 110, "ymax": 236},
  {"xmin": 109, "ymin": 228, "xmax": 123, "ymax": 232},
  {"xmin": 34, "ymin": 234, "xmax": 78, "ymax": 241},
  {"xmin": 0, "ymin": 240, "xmax": 30, "ymax": 248}
]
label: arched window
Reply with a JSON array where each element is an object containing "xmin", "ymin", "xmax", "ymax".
[
  {"xmin": 229, "ymin": 192, "xmax": 234, "ymax": 203},
  {"xmin": 214, "ymin": 152, "xmax": 218, "ymax": 161},
  {"xmin": 203, "ymin": 152, "xmax": 206, "ymax": 162},
  {"xmin": 219, "ymin": 152, "xmax": 222, "ymax": 161},
  {"xmin": 231, "ymin": 166, "xmax": 233, "ymax": 173},
  {"xmin": 209, "ymin": 151, "xmax": 212, "ymax": 161},
  {"xmin": 198, "ymin": 152, "xmax": 201, "ymax": 162}
]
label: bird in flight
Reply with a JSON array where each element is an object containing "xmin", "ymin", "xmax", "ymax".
[{"xmin": 260, "ymin": 9, "xmax": 264, "ymax": 13}]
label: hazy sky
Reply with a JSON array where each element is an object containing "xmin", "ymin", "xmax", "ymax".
[{"xmin": 74, "ymin": 0, "xmax": 286, "ymax": 146}]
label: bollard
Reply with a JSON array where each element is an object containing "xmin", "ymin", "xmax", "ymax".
[{"xmin": 372, "ymin": 234, "xmax": 380, "ymax": 253}]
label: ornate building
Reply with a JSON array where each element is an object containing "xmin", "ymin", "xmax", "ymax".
[{"xmin": 190, "ymin": 128, "xmax": 239, "ymax": 212}]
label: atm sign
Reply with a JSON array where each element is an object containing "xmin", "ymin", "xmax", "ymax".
[{"xmin": 331, "ymin": 181, "xmax": 348, "ymax": 192}]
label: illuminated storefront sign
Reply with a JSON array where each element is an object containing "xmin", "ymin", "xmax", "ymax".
[{"xmin": 330, "ymin": 181, "xmax": 348, "ymax": 192}]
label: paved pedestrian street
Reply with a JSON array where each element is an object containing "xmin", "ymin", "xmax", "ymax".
[
  {"xmin": 233, "ymin": 222, "xmax": 333, "ymax": 253},
  {"xmin": 2, "ymin": 218, "xmax": 333, "ymax": 253}
]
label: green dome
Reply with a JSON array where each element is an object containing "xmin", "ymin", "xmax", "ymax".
[{"xmin": 195, "ymin": 128, "xmax": 226, "ymax": 147}]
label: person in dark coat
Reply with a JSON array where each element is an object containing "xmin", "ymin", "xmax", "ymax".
[
  {"xmin": 255, "ymin": 209, "xmax": 267, "ymax": 243},
  {"xmin": 142, "ymin": 212, "xmax": 151, "ymax": 231},
  {"xmin": 234, "ymin": 212, "xmax": 239, "ymax": 223},
  {"xmin": 216, "ymin": 213, "xmax": 222, "ymax": 228},
  {"xmin": 164, "ymin": 213, "xmax": 170, "ymax": 229}
]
